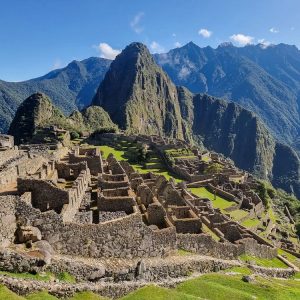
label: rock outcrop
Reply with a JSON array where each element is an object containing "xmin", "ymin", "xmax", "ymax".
[
  {"xmin": 93, "ymin": 42, "xmax": 184, "ymax": 139},
  {"xmin": 8, "ymin": 93, "xmax": 116, "ymax": 144}
]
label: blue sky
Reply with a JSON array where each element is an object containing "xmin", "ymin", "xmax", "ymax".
[{"xmin": 1, "ymin": 0, "xmax": 300, "ymax": 81}]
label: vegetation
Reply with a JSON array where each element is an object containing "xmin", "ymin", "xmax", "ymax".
[
  {"xmin": 239, "ymin": 254, "xmax": 288, "ymax": 268},
  {"xmin": 68, "ymin": 291, "xmax": 108, "ymax": 300},
  {"xmin": 190, "ymin": 187, "xmax": 235, "ymax": 210},
  {"xmin": 0, "ymin": 270, "xmax": 53, "ymax": 281},
  {"xmin": 120, "ymin": 285, "xmax": 197, "ymax": 300},
  {"xmin": 57, "ymin": 272, "xmax": 76, "ymax": 283},
  {"xmin": 26, "ymin": 291, "xmax": 59, "ymax": 300},
  {"xmin": 204, "ymin": 162, "xmax": 224, "ymax": 174}
]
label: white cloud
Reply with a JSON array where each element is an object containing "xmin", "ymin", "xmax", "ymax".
[
  {"xmin": 198, "ymin": 28, "xmax": 212, "ymax": 38},
  {"xmin": 178, "ymin": 66, "xmax": 191, "ymax": 80},
  {"xmin": 270, "ymin": 27, "xmax": 279, "ymax": 33},
  {"xmin": 230, "ymin": 33, "xmax": 254, "ymax": 46},
  {"xmin": 130, "ymin": 12, "xmax": 144, "ymax": 34},
  {"xmin": 258, "ymin": 39, "xmax": 271, "ymax": 49},
  {"xmin": 174, "ymin": 41, "xmax": 182, "ymax": 48},
  {"xmin": 150, "ymin": 41, "xmax": 165, "ymax": 53},
  {"xmin": 95, "ymin": 43, "xmax": 121, "ymax": 60}
]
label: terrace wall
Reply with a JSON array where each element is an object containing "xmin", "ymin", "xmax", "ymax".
[
  {"xmin": 0, "ymin": 196, "xmax": 17, "ymax": 247},
  {"xmin": 16, "ymin": 199, "xmax": 177, "ymax": 259}
]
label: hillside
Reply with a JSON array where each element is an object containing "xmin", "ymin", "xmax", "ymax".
[
  {"xmin": 8, "ymin": 92, "xmax": 116, "ymax": 144},
  {"xmin": 0, "ymin": 57, "xmax": 110, "ymax": 133},
  {"xmin": 155, "ymin": 42, "xmax": 300, "ymax": 148},
  {"xmin": 92, "ymin": 42, "xmax": 185, "ymax": 140},
  {"xmin": 92, "ymin": 42, "xmax": 300, "ymax": 197}
]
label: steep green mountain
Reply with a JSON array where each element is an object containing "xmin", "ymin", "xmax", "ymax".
[
  {"xmin": 0, "ymin": 57, "xmax": 111, "ymax": 133},
  {"xmin": 92, "ymin": 42, "xmax": 184, "ymax": 140},
  {"xmin": 92, "ymin": 42, "xmax": 300, "ymax": 197},
  {"xmin": 178, "ymin": 93, "xmax": 300, "ymax": 196},
  {"xmin": 155, "ymin": 42, "xmax": 300, "ymax": 147},
  {"xmin": 8, "ymin": 93, "xmax": 116, "ymax": 144}
]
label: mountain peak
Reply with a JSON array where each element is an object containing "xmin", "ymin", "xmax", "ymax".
[{"xmin": 92, "ymin": 43, "xmax": 184, "ymax": 139}]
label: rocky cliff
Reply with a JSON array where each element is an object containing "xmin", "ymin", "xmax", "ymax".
[
  {"xmin": 9, "ymin": 93, "xmax": 116, "ymax": 144},
  {"xmin": 93, "ymin": 43, "xmax": 184, "ymax": 139}
]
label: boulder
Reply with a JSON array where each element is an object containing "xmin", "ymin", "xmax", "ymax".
[{"xmin": 16, "ymin": 226, "xmax": 42, "ymax": 243}]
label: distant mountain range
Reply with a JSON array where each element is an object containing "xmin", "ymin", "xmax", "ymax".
[
  {"xmin": 154, "ymin": 42, "xmax": 300, "ymax": 149},
  {"xmin": 0, "ymin": 57, "xmax": 111, "ymax": 133},
  {"xmin": 2, "ymin": 42, "xmax": 300, "ymax": 153}
]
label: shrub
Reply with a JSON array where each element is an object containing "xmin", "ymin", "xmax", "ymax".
[{"xmin": 70, "ymin": 131, "xmax": 80, "ymax": 140}]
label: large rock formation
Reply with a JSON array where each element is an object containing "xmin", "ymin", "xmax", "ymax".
[
  {"xmin": 93, "ymin": 42, "xmax": 184, "ymax": 139},
  {"xmin": 9, "ymin": 93, "xmax": 116, "ymax": 144}
]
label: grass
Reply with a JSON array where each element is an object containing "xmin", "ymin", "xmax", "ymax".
[
  {"xmin": 239, "ymin": 254, "xmax": 288, "ymax": 268},
  {"xmin": 67, "ymin": 291, "xmax": 108, "ymax": 300},
  {"xmin": 57, "ymin": 272, "xmax": 76, "ymax": 283},
  {"xmin": 202, "ymin": 224, "xmax": 220, "ymax": 241},
  {"xmin": 241, "ymin": 218, "xmax": 261, "ymax": 228},
  {"xmin": 177, "ymin": 249, "xmax": 195, "ymax": 256},
  {"xmin": 176, "ymin": 273, "xmax": 300, "ymax": 300},
  {"xmin": 0, "ymin": 271, "xmax": 53, "ymax": 281},
  {"xmin": 224, "ymin": 266, "xmax": 252, "ymax": 275},
  {"xmin": 98, "ymin": 144, "xmax": 182, "ymax": 182},
  {"xmin": 278, "ymin": 249, "xmax": 300, "ymax": 268},
  {"xmin": 229, "ymin": 209, "xmax": 249, "ymax": 221},
  {"xmin": 190, "ymin": 187, "xmax": 235, "ymax": 210},
  {"xmin": 2, "ymin": 272, "xmax": 300, "ymax": 300},
  {"xmin": 0, "ymin": 285, "xmax": 24, "ymax": 300},
  {"xmin": 119, "ymin": 285, "xmax": 199, "ymax": 300},
  {"xmin": 26, "ymin": 291, "xmax": 59, "ymax": 300}
]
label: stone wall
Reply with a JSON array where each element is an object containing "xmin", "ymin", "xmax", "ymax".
[
  {"xmin": 16, "ymin": 199, "xmax": 177, "ymax": 259},
  {"xmin": 207, "ymin": 183, "xmax": 238, "ymax": 203},
  {"xmin": 236, "ymin": 238, "xmax": 277, "ymax": 259},
  {"xmin": 69, "ymin": 147, "xmax": 103, "ymax": 176},
  {"xmin": 17, "ymin": 178, "xmax": 70, "ymax": 213},
  {"xmin": 0, "ymin": 149, "xmax": 19, "ymax": 165},
  {"xmin": 0, "ymin": 196, "xmax": 17, "ymax": 247},
  {"xmin": 176, "ymin": 233, "xmax": 239, "ymax": 260}
]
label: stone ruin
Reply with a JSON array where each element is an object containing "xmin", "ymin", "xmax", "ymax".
[
  {"xmin": 0, "ymin": 134, "xmax": 14, "ymax": 149},
  {"xmin": 0, "ymin": 133, "xmax": 299, "ymax": 297}
]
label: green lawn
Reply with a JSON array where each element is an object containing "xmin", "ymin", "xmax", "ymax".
[
  {"xmin": 176, "ymin": 273, "xmax": 300, "ymax": 300},
  {"xmin": 98, "ymin": 145, "xmax": 182, "ymax": 182},
  {"xmin": 0, "ymin": 285, "xmax": 24, "ymax": 300},
  {"xmin": 0, "ymin": 271, "xmax": 53, "ymax": 282},
  {"xmin": 224, "ymin": 266, "xmax": 252, "ymax": 275},
  {"xmin": 189, "ymin": 187, "xmax": 235, "ymax": 210},
  {"xmin": 68, "ymin": 291, "xmax": 108, "ymax": 300},
  {"xmin": 229, "ymin": 209, "xmax": 249, "ymax": 221},
  {"xmin": 119, "ymin": 285, "xmax": 198, "ymax": 300},
  {"xmin": 241, "ymin": 218, "xmax": 261, "ymax": 228},
  {"xmin": 26, "ymin": 291, "xmax": 59, "ymax": 300},
  {"xmin": 239, "ymin": 254, "xmax": 288, "ymax": 268},
  {"xmin": 278, "ymin": 249, "xmax": 300, "ymax": 269}
]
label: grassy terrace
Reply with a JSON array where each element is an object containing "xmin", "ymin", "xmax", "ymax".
[
  {"xmin": 2, "ymin": 271, "xmax": 300, "ymax": 300},
  {"xmin": 239, "ymin": 254, "xmax": 288, "ymax": 268},
  {"xmin": 241, "ymin": 218, "xmax": 261, "ymax": 228},
  {"xmin": 97, "ymin": 144, "xmax": 182, "ymax": 182},
  {"xmin": 189, "ymin": 187, "xmax": 235, "ymax": 210}
]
